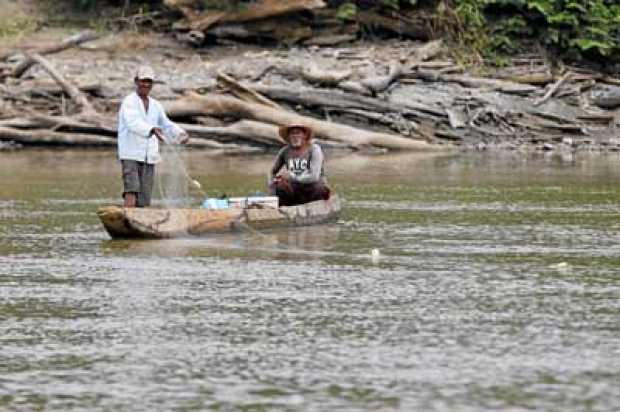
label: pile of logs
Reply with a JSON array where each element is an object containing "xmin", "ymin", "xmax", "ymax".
[
  {"xmin": 2, "ymin": 25, "xmax": 620, "ymax": 153},
  {"xmin": 164, "ymin": 0, "xmax": 433, "ymax": 48},
  {"xmin": 0, "ymin": 29, "xmax": 446, "ymax": 152}
]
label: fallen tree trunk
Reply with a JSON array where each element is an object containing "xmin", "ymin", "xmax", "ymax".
[
  {"xmin": 303, "ymin": 33, "xmax": 356, "ymax": 47},
  {"xmin": 0, "ymin": 124, "xmax": 253, "ymax": 149},
  {"xmin": 7, "ymin": 31, "xmax": 100, "ymax": 78},
  {"xmin": 330, "ymin": 107, "xmax": 426, "ymax": 138},
  {"xmin": 179, "ymin": 136, "xmax": 263, "ymax": 150},
  {"xmin": 360, "ymin": 61, "xmax": 402, "ymax": 94},
  {"xmin": 407, "ymin": 69, "xmax": 539, "ymax": 95},
  {"xmin": 346, "ymin": 10, "xmax": 431, "ymax": 40},
  {"xmin": 185, "ymin": 119, "xmax": 348, "ymax": 148},
  {"xmin": 337, "ymin": 80, "xmax": 371, "ymax": 96},
  {"xmin": 13, "ymin": 81, "xmax": 106, "ymax": 99},
  {"xmin": 534, "ymin": 71, "xmax": 572, "ymax": 106},
  {"xmin": 28, "ymin": 53, "xmax": 98, "ymax": 116},
  {"xmin": 441, "ymin": 73, "xmax": 538, "ymax": 94},
  {"xmin": 0, "ymin": 126, "xmax": 115, "ymax": 146},
  {"xmin": 301, "ymin": 65, "xmax": 352, "ymax": 87},
  {"xmin": 216, "ymin": 71, "xmax": 281, "ymax": 108},
  {"xmin": 1, "ymin": 30, "xmax": 99, "ymax": 62},
  {"xmin": 179, "ymin": 120, "xmax": 284, "ymax": 147},
  {"xmin": 167, "ymin": 0, "xmax": 327, "ymax": 32},
  {"xmin": 250, "ymin": 84, "xmax": 446, "ymax": 119},
  {"xmin": 504, "ymin": 72, "xmax": 555, "ymax": 86},
  {"xmin": 407, "ymin": 39, "xmax": 443, "ymax": 66},
  {"xmin": 206, "ymin": 16, "xmax": 314, "ymax": 45},
  {"xmin": 165, "ymin": 93, "xmax": 445, "ymax": 151},
  {"xmin": 0, "ymin": 114, "xmax": 116, "ymax": 135}
]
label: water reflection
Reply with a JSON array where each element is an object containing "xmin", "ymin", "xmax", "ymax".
[{"xmin": 100, "ymin": 225, "xmax": 351, "ymax": 262}]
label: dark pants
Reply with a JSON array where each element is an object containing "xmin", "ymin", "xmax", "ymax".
[
  {"xmin": 272, "ymin": 179, "xmax": 330, "ymax": 207},
  {"xmin": 121, "ymin": 160, "xmax": 155, "ymax": 207}
]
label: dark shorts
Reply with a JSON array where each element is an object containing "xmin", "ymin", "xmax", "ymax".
[
  {"xmin": 121, "ymin": 159, "xmax": 155, "ymax": 207},
  {"xmin": 271, "ymin": 179, "xmax": 330, "ymax": 207}
]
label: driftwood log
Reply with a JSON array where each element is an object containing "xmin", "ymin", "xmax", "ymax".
[
  {"xmin": 180, "ymin": 120, "xmax": 283, "ymax": 146},
  {"xmin": 407, "ymin": 39, "xmax": 443, "ymax": 65},
  {"xmin": 360, "ymin": 61, "xmax": 403, "ymax": 94},
  {"xmin": 166, "ymin": 0, "xmax": 436, "ymax": 46},
  {"xmin": 534, "ymin": 71, "xmax": 572, "ymax": 106},
  {"xmin": 250, "ymin": 84, "xmax": 446, "ymax": 119},
  {"xmin": 0, "ymin": 114, "xmax": 115, "ymax": 135},
  {"xmin": 0, "ymin": 125, "xmax": 115, "ymax": 146},
  {"xmin": 165, "ymin": 93, "xmax": 445, "ymax": 151},
  {"xmin": 27, "ymin": 53, "xmax": 98, "ymax": 116},
  {"xmin": 407, "ymin": 69, "xmax": 539, "ymax": 95},
  {"xmin": 301, "ymin": 65, "xmax": 352, "ymax": 87},
  {"xmin": 166, "ymin": 0, "xmax": 326, "ymax": 32},
  {"xmin": 3, "ymin": 31, "xmax": 100, "ymax": 79},
  {"xmin": 216, "ymin": 71, "xmax": 281, "ymax": 109}
]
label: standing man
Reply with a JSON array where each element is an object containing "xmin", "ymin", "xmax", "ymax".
[{"xmin": 117, "ymin": 65, "xmax": 188, "ymax": 208}]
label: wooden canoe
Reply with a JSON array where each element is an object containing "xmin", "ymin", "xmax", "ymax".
[{"xmin": 97, "ymin": 195, "xmax": 341, "ymax": 239}]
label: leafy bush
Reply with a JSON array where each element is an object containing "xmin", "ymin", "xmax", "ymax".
[{"xmin": 449, "ymin": 0, "xmax": 620, "ymax": 64}]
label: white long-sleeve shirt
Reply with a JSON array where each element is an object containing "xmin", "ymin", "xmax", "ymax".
[{"xmin": 117, "ymin": 92, "xmax": 184, "ymax": 164}]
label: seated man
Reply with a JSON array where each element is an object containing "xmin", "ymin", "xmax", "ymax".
[{"xmin": 269, "ymin": 124, "xmax": 330, "ymax": 206}]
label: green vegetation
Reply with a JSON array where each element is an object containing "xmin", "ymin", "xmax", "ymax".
[
  {"xmin": 0, "ymin": 16, "xmax": 38, "ymax": 40},
  {"xmin": 450, "ymin": 0, "xmax": 620, "ymax": 65},
  {"xmin": 336, "ymin": 0, "xmax": 620, "ymax": 65}
]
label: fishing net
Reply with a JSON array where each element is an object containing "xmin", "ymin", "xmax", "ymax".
[{"xmin": 155, "ymin": 144, "xmax": 193, "ymax": 208}]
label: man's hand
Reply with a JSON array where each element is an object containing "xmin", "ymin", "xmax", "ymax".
[
  {"xmin": 177, "ymin": 132, "xmax": 189, "ymax": 145},
  {"xmin": 269, "ymin": 174, "xmax": 288, "ymax": 188},
  {"xmin": 278, "ymin": 170, "xmax": 290, "ymax": 180},
  {"xmin": 151, "ymin": 127, "xmax": 166, "ymax": 143}
]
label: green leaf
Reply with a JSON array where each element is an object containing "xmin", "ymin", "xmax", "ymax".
[
  {"xmin": 526, "ymin": 0, "xmax": 553, "ymax": 18},
  {"xmin": 571, "ymin": 38, "xmax": 613, "ymax": 55},
  {"xmin": 587, "ymin": 27, "xmax": 610, "ymax": 37},
  {"xmin": 548, "ymin": 12, "xmax": 579, "ymax": 26},
  {"xmin": 566, "ymin": 2, "xmax": 586, "ymax": 13},
  {"xmin": 336, "ymin": 2, "xmax": 357, "ymax": 21}
]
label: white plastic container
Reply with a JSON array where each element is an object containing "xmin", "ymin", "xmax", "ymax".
[{"xmin": 228, "ymin": 196, "xmax": 279, "ymax": 209}]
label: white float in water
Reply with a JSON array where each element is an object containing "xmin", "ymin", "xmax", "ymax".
[
  {"xmin": 549, "ymin": 261, "xmax": 570, "ymax": 271},
  {"xmin": 371, "ymin": 248, "xmax": 380, "ymax": 263}
]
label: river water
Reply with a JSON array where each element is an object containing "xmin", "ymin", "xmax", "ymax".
[{"xmin": 1, "ymin": 149, "xmax": 619, "ymax": 411}]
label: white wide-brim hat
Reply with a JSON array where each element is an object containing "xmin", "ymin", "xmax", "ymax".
[{"xmin": 136, "ymin": 65, "xmax": 155, "ymax": 81}]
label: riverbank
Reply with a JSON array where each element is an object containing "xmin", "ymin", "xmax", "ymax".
[{"xmin": 1, "ymin": 2, "xmax": 620, "ymax": 153}]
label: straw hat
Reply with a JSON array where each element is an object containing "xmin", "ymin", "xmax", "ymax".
[{"xmin": 278, "ymin": 124, "xmax": 313, "ymax": 142}]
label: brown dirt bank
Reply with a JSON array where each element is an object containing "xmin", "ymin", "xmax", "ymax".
[{"xmin": 1, "ymin": 11, "xmax": 620, "ymax": 153}]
